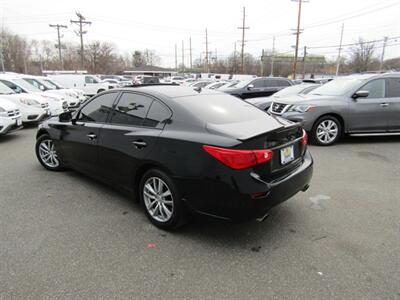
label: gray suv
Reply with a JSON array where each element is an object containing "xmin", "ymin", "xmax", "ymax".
[{"xmin": 269, "ymin": 73, "xmax": 400, "ymax": 145}]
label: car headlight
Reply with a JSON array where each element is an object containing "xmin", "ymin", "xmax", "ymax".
[
  {"xmin": 20, "ymin": 98, "xmax": 40, "ymax": 106},
  {"xmin": 0, "ymin": 106, "xmax": 7, "ymax": 117},
  {"xmin": 287, "ymin": 104, "xmax": 316, "ymax": 113},
  {"xmin": 42, "ymin": 95, "xmax": 59, "ymax": 102}
]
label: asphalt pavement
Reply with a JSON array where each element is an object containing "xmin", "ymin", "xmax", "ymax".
[{"xmin": 1, "ymin": 127, "xmax": 399, "ymax": 299}]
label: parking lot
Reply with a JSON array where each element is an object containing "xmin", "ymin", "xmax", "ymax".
[{"xmin": 1, "ymin": 127, "xmax": 399, "ymax": 299}]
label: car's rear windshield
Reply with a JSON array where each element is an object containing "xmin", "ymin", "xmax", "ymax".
[{"xmin": 178, "ymin": 94, "xmax": 268, "ymax": 124}]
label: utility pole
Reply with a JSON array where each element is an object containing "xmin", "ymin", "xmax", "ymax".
[
  {"xmin": 181, "ymin": 40, "xmax": 185, "ymax": 73},
  {"xmin": 70, "ymin": 12, "xmax": 91, "ymax": 70},
  {"xmin": 261, "ymin": 49, "xmax": 265, "ymax": 76},
  {"xmin": 292, "ymin": 0, "xmax": 304, "ymax": 80},
  {"xmin": 205, "ymin": 28, "xmax": 209, "ymax": 73},
  {"xmin": 189, "ymin": 37, "xmax": 193, "ymax": 70},
  {"xmin": 233, "ymin": 42, "xmax": 237, "ymax": 74},
  {"xmin": 335, "ymin": 23, "xmax": 344, "ymax": 76},
  {"xmin": 49, "ymin": 24, "xmax": 68, "ymax": 70},
  {"xmin": 238, "ymin": 6, "xmax": 250, "ymax": 73},
  {"xmin": 270, "ymin": 36, "xmax": 275, "ymax": 77},
  {"xmin": 302, "ymin": 46, "xmax": 307, "ymax": 79},
  {"xmin": 380, "ymin": 36, "xmax": 388, "ymax": 70},
  {"xmin": 174, "ymin": 44, "xmax": 178, "ymax": 70}
]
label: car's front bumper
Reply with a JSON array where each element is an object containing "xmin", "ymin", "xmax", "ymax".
[
  {"xmin": 176, "ymin": 150, "xmax": 313, "ymax": 221},
  {"xmin": 0, "ymin": 116, "xmax": 23, "ymax": 135}
]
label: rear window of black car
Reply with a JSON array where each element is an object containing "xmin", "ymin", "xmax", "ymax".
[{"xmin": 178, "ymin": 94, "xmax": 268, "ymax": 124}]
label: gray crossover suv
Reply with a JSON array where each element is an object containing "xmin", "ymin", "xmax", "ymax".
[{"xmin": 269, "ymin": 73, "xmax": 400, "ymax": 145}]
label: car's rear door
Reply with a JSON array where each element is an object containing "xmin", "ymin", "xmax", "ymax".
[
  {"xmin": 58, "ymin": 91, "xmax": 119, "ymax": 174},
  {"xmin": 98, "ymin": 92, "xmax": 172, "ymax": 189},
  {"xmin": 385, "ymin": 77, "xmax": 400, "ymax": 131},
  {"xmin": 347, "ymin": 78, "xmax": 389, "ymax": 132}
]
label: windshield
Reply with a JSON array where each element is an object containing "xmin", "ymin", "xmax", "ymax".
[
  {"xmin": 273, "ymin": 85, "xmax": 313, "ymax": 98},
  {"xmin": 37, "ymin": 79, "xmax": 56, "ymax": 90},
  {"xmin": 0, "ymin": 81, "xmax": 16, "ymax": 94},
  {"xmin": 310, "ymin": 78, "xmax": 363, "ymax": 96},
  {"xmin": 44, "ymin": 79, "xmax": 63, "ymax": 89},
  {"xmin": 13, "ymin": 79, "xmax": 42, "ymax": 92}
]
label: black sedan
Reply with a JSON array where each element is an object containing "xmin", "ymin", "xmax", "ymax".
[
  {"xmin": 35, "ymin": 86, "xmax": 313, "ymax": 229},
  {"xmin": 222, "ymin": 77, "xmax": 293, "ymax": 99}
]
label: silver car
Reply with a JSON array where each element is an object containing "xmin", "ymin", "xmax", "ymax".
[{"xmin": 269, "ymin": 73, "xmax": 400, "ymax": 145}]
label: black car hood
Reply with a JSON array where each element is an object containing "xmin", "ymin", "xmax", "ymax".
[{"xmin": 206, "ymin": 114, "xmax": 294, "ymax": 141}]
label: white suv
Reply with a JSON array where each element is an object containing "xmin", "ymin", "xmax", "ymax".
[
  {"xmin": 0, "ymin": 81, "xmax": 49, "ymax": 123},
  {"xmin": 0, "ymin": 97, "xmax": 22, "ymax": 135},
  {"xmin": 0, "ymin": 75, "xmax": 67, "ymax": 116}
]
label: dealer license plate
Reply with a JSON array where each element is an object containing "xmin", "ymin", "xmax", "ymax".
[{"xmin": 280, "ymin": 145, "xmax": 294, "ymax": 165}]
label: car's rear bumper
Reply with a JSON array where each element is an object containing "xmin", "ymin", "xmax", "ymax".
[{"xmin": 176, "ymin": 150, "xmax": 313, "ymax": 221}]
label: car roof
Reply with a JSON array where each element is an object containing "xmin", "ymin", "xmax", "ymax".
[{"xmin": 117, "ymin": 85, "xmax": 220, "ymax": 99}]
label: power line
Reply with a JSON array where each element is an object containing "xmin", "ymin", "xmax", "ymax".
[{"xmin": 70, "ymin": 12, "xmax": 91, "ymax": 69}]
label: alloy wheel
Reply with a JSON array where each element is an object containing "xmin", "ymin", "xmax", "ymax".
[
  {"xmin": 38, "ymin": 139, "xmax": 60, "ymax": 168},
  {"xmin": 316, "ymin": 120, "xmax": 339, "ymax": 144},
  {"xmin": 143, "ymin": 177, "xmax": 174, "ymax": 223}
]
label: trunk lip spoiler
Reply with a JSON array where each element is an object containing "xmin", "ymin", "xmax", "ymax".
[{"xmin": 236, "ymin": 122, "xmax": 302, "ymax": 142}]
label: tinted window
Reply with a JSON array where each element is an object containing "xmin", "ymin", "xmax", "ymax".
[
  {"xmin": 252, "ymin": 79, "xmax": 265, "ymax": 88},
  {"xmin": 386, "ymin": 78, "xmax": 400, "ymax": 97},
  {"xmin": 276, "ymin": 80, "xmax": 291, "ymax": 87},
  {"xmin": 77, "ymin": 92, "xmax": 117, "ymax": 123},
  {"xmin": 360, "ymin": 79, "xmax": 385, "ymax": 98},
  {"xmin": 143, "ymin": 101, "xmax": 171, "ymax": 128},
  {"xmin": 179, "ymin": 94, "xmax": 270, "ymax": 125},
  {"xmin": 109, "ymin": 93, "xmax": 152, "ymax": 126}
]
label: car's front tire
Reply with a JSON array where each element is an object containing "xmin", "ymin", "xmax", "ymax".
[
  {"xmin": 139, "ymin": 169, "xmax": 185, "ymax": 230},
  {"xmin": 35, "ymin": 134, "xmax": 65, "ymax": 171},
  {"xmin": 311, "ymin": 116, "xmax": 342, "ymax": 146}
]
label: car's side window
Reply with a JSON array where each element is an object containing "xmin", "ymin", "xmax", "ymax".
[
  {"xmin": 360, "ymin": 79, "xmax": 385, "ymax": 98},
  {"xmin": 277, "ymin": 80, "xmax": 291, "ymax": 87},
  {"xmin": 386, "ymin": 78, "xmax": 400, "ymax": 98},
  {"xmin": 85, "ymin": 76, "xmax": 96, "ymax": 84},
  {"xmin": 252, "ymin": 79, "xmax": 265, "ymax": 88},
  {"xmin": 143, "ymin": 101, "xmax": 172, "ymax": 129},
  {"xmin": 77, "ymin": 92, "xmax": 118, "ymax": 123},
  {"xmin": 109, "ymin": 92, "xmax": 152, "ymax": 126}
]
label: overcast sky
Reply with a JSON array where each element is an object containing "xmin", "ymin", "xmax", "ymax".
[{"xmin": 1, "ymin": 0, "xmax": 399, "ymax": 67}]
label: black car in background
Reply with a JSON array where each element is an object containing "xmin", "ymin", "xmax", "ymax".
[
  {"xmin": 222, "ymin": 77, "xmax": 293, "ymax": 99},
  {"xmin": 35, "ymin": 86, "xmax": 313, "ymax": 229}
]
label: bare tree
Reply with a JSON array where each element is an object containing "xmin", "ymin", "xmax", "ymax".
[{"xmin": 349, "ymin": 38, "xmax": 377, "ymax": 73}]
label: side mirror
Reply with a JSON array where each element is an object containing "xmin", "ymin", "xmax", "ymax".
[
  {"xmin": 247, "ymin": 84, "xmax": 255, "ymax": 90},
  {"xmin": 352, "ymin": 90, "xmax": 369, "ymax": 99},
  {"xmin": 39, "ymin": 85, "xmax": 45, "ymax": 91},
  {"xmin": 59, "ymin": 111, "xmax": 72, "ymax": 122}
]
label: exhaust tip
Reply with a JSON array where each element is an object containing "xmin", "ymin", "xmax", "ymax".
[{"xmin": 302, "ymin": 184, "xmax": 310, "ymax": 192}]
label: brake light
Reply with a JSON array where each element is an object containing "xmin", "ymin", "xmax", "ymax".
[
  {"xmin": 301, "ymin": 130, "xmax": 308, "ymax": 146},
  {"xmin": 203, "ymin": 145, "xmax": 273, "ymax": 170}
]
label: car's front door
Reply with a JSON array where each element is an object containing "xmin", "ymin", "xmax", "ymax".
[
  {"xmin": 385, "ymin": 77, "xmax": 400, "ymax": 131},
  {"xmin": 347, "ymin": 79, "xmax": 390, "ymax": 132},
  {"xmin": 242, "ymin": 79, "xmax": 266, "ymax": 99},
  {"xmin": 58, "ymin": 92, "xmax": 119, "ymax": 174},
  {"xmin": 98, "ymin": 92, "xmax": 172, "ymax": 189},
  {"xmin": 84, "ymin": 76, "xmax": 100, "ymax": 95}
]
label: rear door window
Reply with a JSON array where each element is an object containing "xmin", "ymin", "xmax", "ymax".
[
  {"xmin": 109, "ymin": 92, "xmax": 153, "ymax": 126},
  {"xmin": 386, "ymin": 78, "xmax": 400, "ymax": 98},
  {"xmin": 143, "ymin": 101, "xmax": 172, "ymax": 128}
]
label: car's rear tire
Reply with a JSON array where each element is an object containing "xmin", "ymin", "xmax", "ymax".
[
  {"xmin": 35, "ymin": 134, "xmax": 65, "ymax": 171},
  {"xmin": 311, "ymin": 116, "xmax": 342, "ymax": 146},
  {"xmin": 139, "ymin": 169, "xmax": 185, "ymax": 230}
]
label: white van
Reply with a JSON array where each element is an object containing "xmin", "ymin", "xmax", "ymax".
[{"xmin": 48, "ymin": 74, "xmax": 111, "ymax": 96}]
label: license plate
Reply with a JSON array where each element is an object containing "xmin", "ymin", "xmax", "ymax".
[
  {"xmin": 280, "ymin": 145, "xmax": 294, "ymax": 165},
  {"xmin": 16, "ymin": 118, "xmax": 22, "ymax": 126}
]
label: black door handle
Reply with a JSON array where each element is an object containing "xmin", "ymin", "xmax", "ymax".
[
  {"xmin": 133, "ymin": 140, "xmax": 147, "ymax": 149},
  {"xmin": 87, "ymin": 133, "xmax": 97, "ymax": 140}
]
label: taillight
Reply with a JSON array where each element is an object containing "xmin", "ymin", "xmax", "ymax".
[
  {"xmin": 301, "ymin": 130, "xmax": 308, "ymax": 146},
  {"xmin": 203, "ymin": 145, "xmax": 273, "ymax": 170}
]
